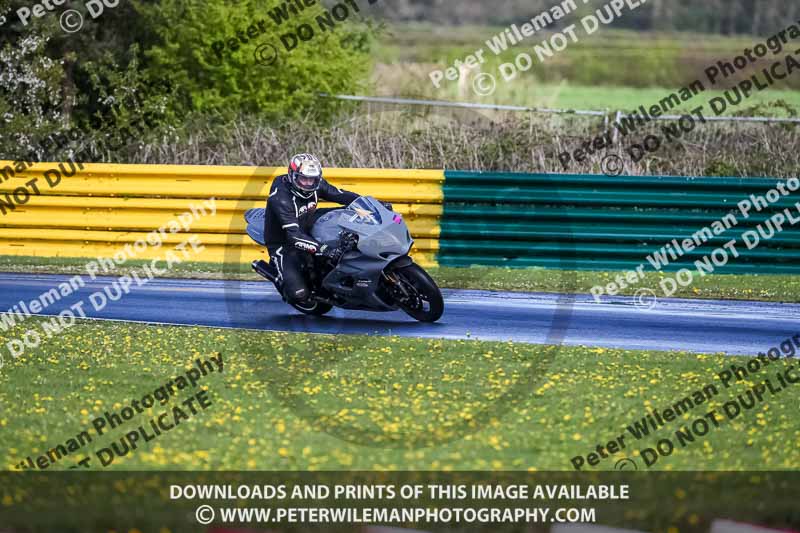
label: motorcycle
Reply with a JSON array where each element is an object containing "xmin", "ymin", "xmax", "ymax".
[{"xmin": 244, "ymin": 196, "xmax": 444, "ymax": 323}]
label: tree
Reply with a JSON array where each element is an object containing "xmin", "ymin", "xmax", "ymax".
[
  {"xmin": 136, "ymin": 0, "xmax": 380, "ymax": 120},
  {"xmin": 0, "ymin": 32, "xmax": 67, "ymax": 157}
]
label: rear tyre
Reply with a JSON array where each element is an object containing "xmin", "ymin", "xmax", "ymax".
[
  {"xmin": 290, "ymin": 299, "xmax": 333, "ymax": 316},
  {"xmin": 392, "ymin": 263, "xmax": 444, "ymax": 323}
]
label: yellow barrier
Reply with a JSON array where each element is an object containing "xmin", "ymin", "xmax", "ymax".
[{"xmin": 0, "ymin": 162, "xmax": 444, "ymax": 267}]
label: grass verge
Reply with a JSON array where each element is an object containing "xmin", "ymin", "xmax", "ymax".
[
  {"xmin": 2, "ymin": 255, "xmax": 799, "ymax": 303},
  {"xmin": 1, "ymin": 318, "xmax": 798, "ymax": 471}
]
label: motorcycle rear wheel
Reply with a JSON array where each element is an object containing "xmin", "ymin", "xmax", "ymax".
[
  {"xmin": 291, "ymin": 300, "xmax": 333, "ymax": 316},
  {"xmin": 392, "ymin": 263, "xmax": 444, "ymax": 323}
]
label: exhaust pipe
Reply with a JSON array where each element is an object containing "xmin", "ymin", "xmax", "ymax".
[{"xmin": 251, "ymin": 260, "xmax": 277, "ymax": 283}]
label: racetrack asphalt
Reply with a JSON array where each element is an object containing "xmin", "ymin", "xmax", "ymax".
[{"xmin": 1, "ymin": 273, "xmax": 798, "ymax": 355}]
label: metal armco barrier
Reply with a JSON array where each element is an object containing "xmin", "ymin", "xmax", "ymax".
[
  {"xmin": 440, "ymin": 171, "xmax": 800, "ymax": 273},
  {"xmin": 0, "ymin": 163, "xmax": 443, "ymax": 267},
  {"xmin": 2, "ymin": 163, "xmax": 798, "ymax": 273}
]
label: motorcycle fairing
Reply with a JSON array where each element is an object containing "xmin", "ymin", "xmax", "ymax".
[
  {"xmin": 244, "ymin": 208, "xmax": 267, "ymax": 246},
  {"xmin": 312, "ymin": 197, "xmax": 413, "ymax": 311}
]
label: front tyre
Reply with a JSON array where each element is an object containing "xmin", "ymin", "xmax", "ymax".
[
  {"xmin": 391, "ymin": 263, "xmax": 444, "ymax": 323},
  {"xmin": 290, "ymin": 300, "xmax": 333, "ymax": 316}
]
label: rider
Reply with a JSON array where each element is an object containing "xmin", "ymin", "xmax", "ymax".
[{"xmin": 264, "ymin": 153, "xmax": 389, "ymax": 305}]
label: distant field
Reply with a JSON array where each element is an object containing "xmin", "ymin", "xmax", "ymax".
[
  {"xmin": 373, "ymin": 25, "xmax": 800, "ymax": 115},
  {"xmin": 372, "ymin": 74, "xmax": 800, "ymax": 115},
  {"xmin": 376, "ymin": 25, "xmax": 758, "ymax": 65},
  {"xmin": 525, "ymin": 86, "xmax": 800, "ymax": 114}
]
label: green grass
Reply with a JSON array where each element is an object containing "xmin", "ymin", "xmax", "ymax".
[
  {"xmin": 433, "ymin": 265, "xmax": 800, "ymax": 303},
  {"xmin": 1, "ymin": 318, "xmax": 798, "ymax": 471},
  {"xmin": 2, "ymin": 255, "xmax": 799, "ymax": 303},
  {"xmin": 454, "ymin": 83, "xmax": 800, "ymax": 116}
]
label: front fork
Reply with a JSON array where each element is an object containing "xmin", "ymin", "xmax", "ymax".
[
  {"xmin": 382, "ymin": 271, "xmax": 410, "ymax": 299},
  {"xmin": 381, "ymin": 258, "xmax": 419, "ymax": 307}
]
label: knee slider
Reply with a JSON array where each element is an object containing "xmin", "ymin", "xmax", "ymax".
[{"xmin": 290, "ymin": 288, "xmax": 308, "ymax": 303}]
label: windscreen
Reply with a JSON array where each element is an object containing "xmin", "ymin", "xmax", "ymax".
[{"xmin": 344, "ymin": 197, "xmax": 382, "ymax": 226}]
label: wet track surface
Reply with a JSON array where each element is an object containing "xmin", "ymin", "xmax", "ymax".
[{"xmin": 1, "ymin": 273, "xmax": 798, "ymax": 355}]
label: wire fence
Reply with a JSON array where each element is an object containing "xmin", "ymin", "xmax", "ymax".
[{"xmin": 320, "ymin": 93, "xmax": 800, "ymax": 134}]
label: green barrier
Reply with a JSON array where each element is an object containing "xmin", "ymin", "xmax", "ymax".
[{"xmin": 440, "ymin": 171, "xmax": 800, "ymax": 273}]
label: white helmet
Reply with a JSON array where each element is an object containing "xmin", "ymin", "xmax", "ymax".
[{"xmin": 288, "ymin": 153, "xmax": 322, "ymax": 196}]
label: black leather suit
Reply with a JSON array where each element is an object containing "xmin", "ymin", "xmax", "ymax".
[{"xmin": 264, "ymin": 174, "xmax": 358, "ymax": 303}]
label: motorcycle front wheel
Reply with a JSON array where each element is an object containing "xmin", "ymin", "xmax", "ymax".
[{"xmin": 391, "ymin": 263, "xmax": 444, "ymax": 323}]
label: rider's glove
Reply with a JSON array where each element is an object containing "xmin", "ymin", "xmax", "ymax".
[
  {"xmin": 380, "ymin": 201, "xmax": 393, "ymax": 211},
  {"xmin": 318, "ymin": 244, "xmax": 343, "ymax": 263}
]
